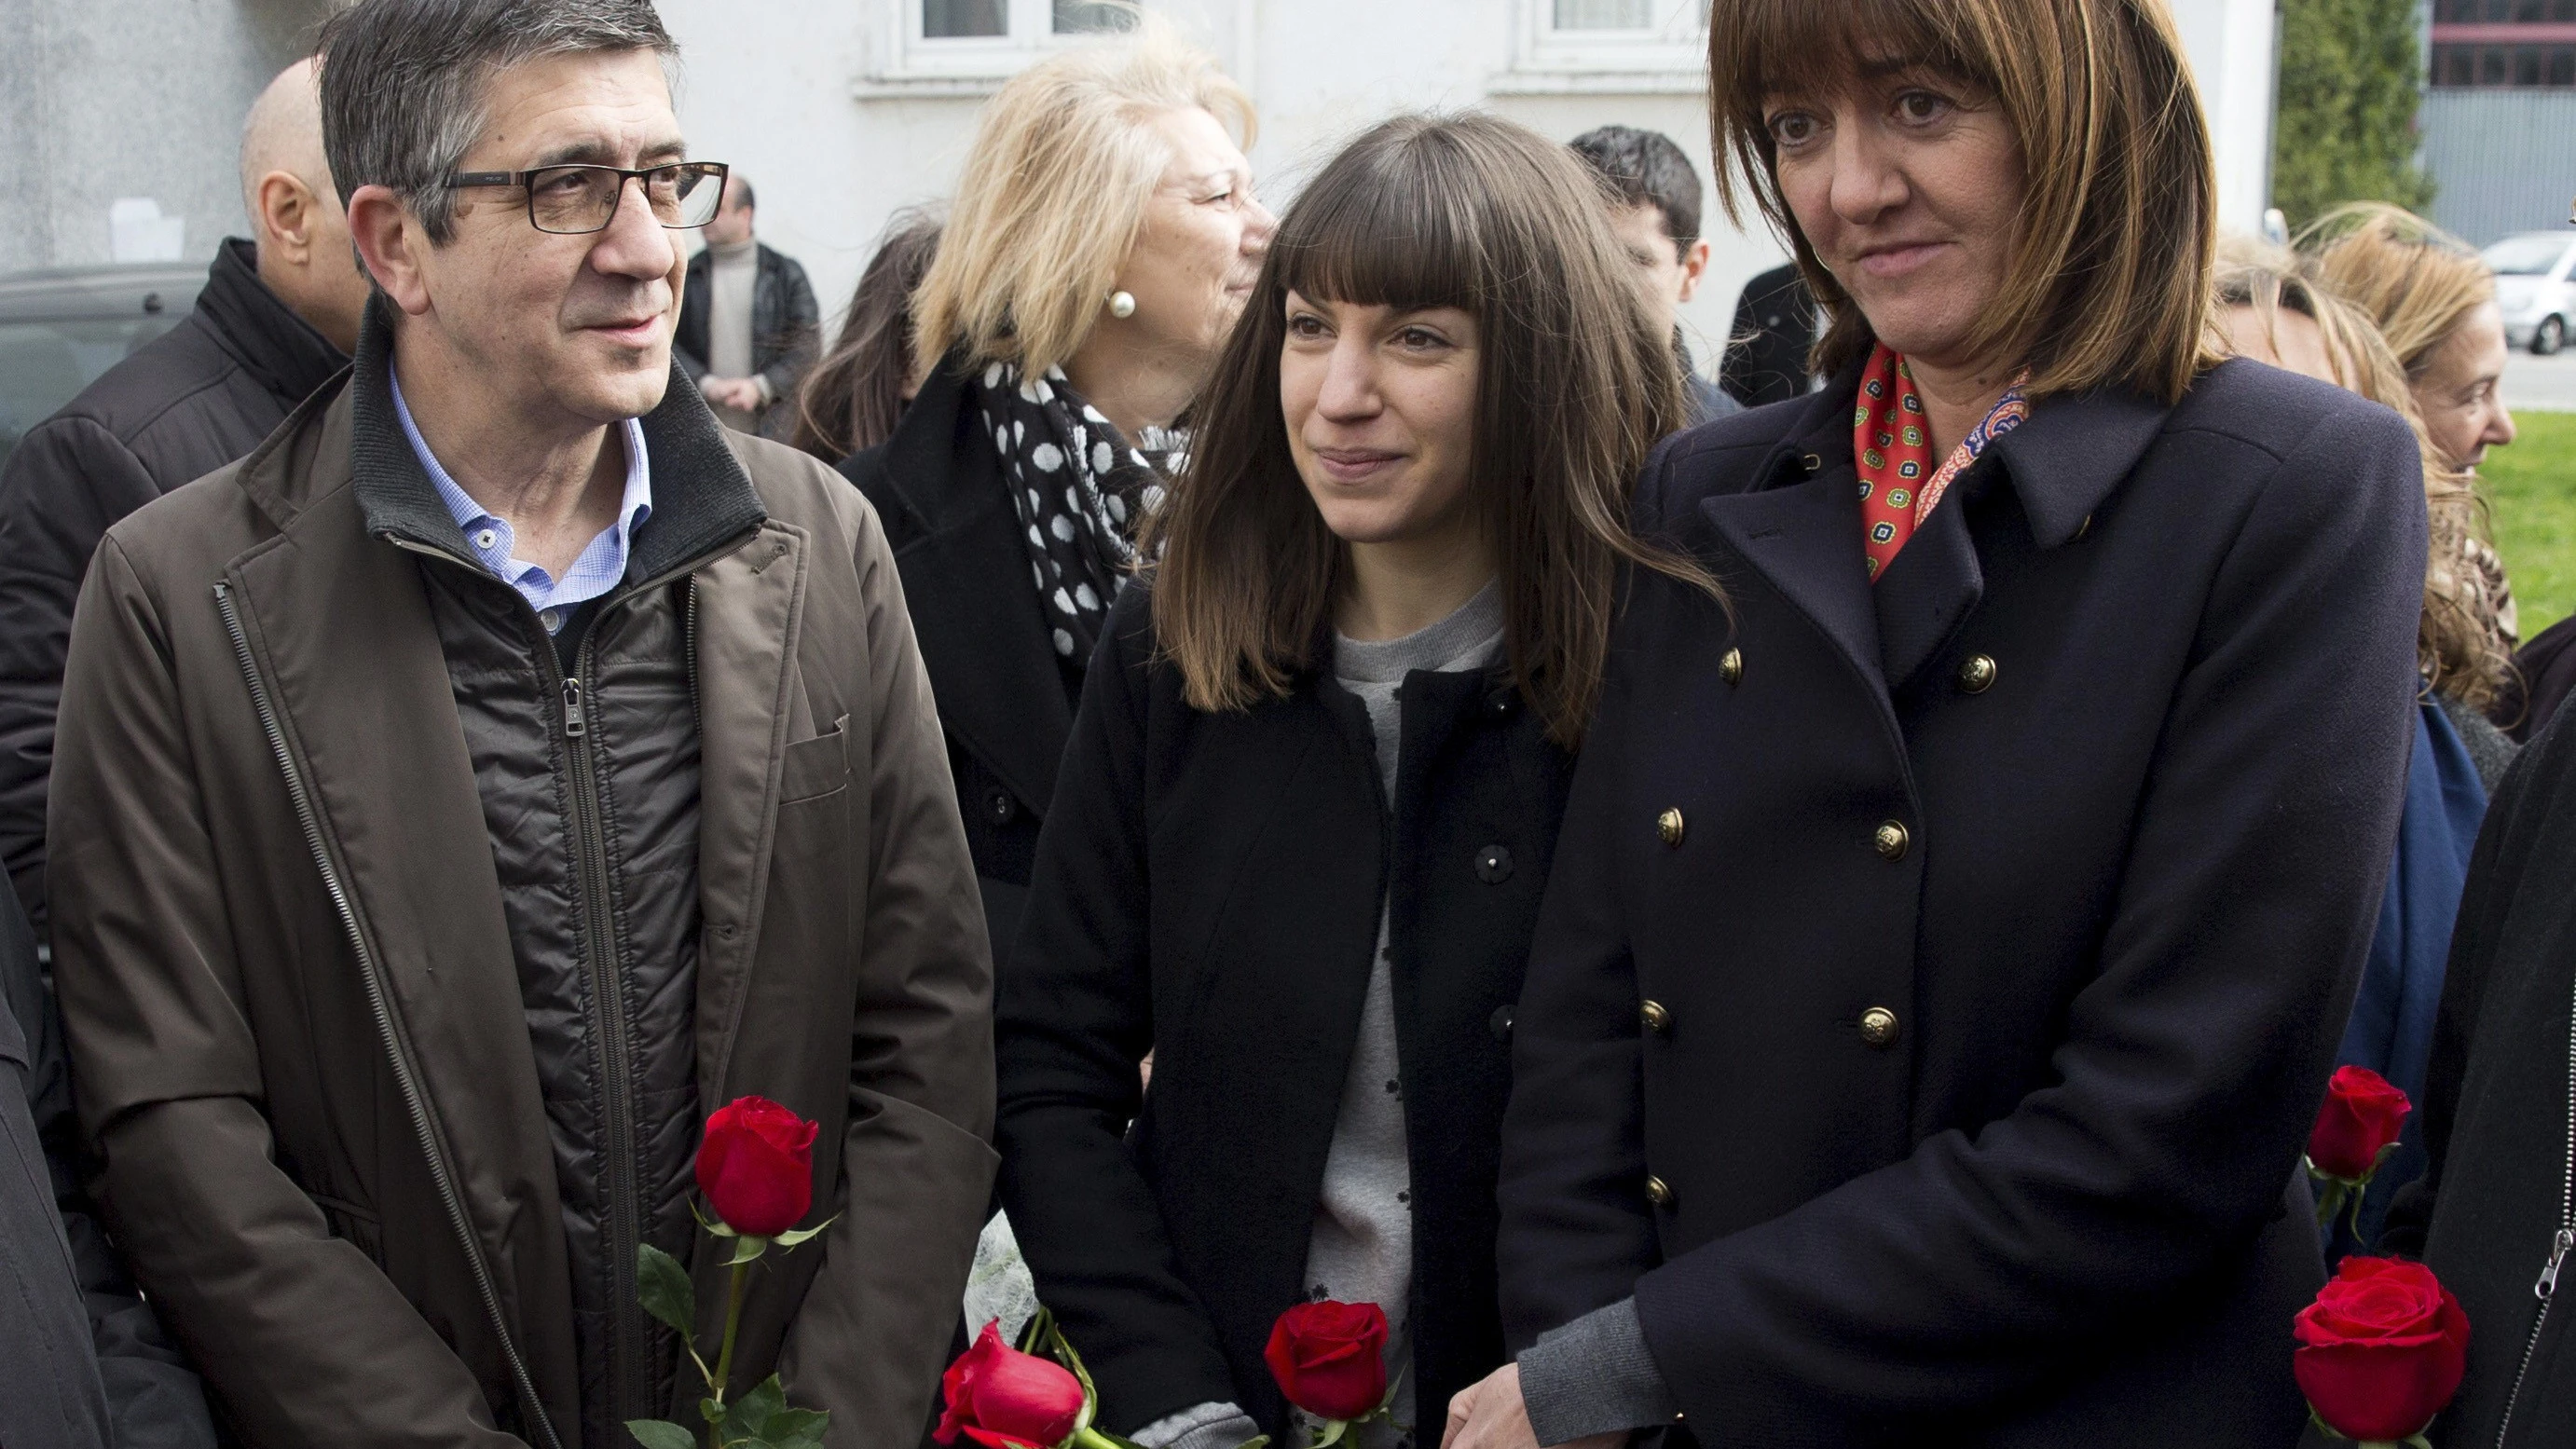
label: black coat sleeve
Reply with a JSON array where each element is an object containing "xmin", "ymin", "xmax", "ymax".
[
  {"xmin": 0, "ymin": 416, "xmax": 165, "ymax": 934},
  {"xmin": 759, "ymin": 258, "xmax": 822, "ymax": 403},
  {"xmin": 993, "ymin": 588, "xmax": 1240, "ymax": 1433},
  {"xmin": 1513, "ymin": 399, "xmax": 2426, "ymax": 1430}
]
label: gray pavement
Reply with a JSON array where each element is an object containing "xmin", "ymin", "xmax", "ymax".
[{"xmin": 2504, "ymin": 349, "xmax": 2576, "ymax": 414}]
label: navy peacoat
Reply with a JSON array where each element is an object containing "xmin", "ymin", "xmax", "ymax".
[{"xmin": 1498, "ymin": 358, "xmax": 2428, "ymax": 1445}]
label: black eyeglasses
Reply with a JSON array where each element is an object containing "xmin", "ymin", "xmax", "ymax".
[{"xmin": 445, "ymin": 161, "xmax": 730, "ymax": 235}]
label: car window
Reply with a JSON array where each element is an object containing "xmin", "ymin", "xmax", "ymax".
[
  {"xmin": 2483, "ymin": 233, "xmax": 2573, "ymax": 277},
  {"xmin": 0, "ymin": 316, "xmax": 180, "ymax": 473}
]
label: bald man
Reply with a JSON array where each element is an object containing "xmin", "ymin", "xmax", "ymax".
[
  {"xmin": 0, "ymin": 61, "xmax": 363, "ymax": 1446},
  {"xmin": 0, "ymin": 57, "xmax": 367, "ymax": 935}
]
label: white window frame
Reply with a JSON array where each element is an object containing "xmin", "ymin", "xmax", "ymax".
[
  {"xmin": 856, "ymin": 0, "xmax": 1140, "ymax": 99},
  {"xmin": 1491, "ymin": 0, "xmax": 1707, "ymax": 96}
]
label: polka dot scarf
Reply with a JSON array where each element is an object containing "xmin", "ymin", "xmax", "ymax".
[
  {"xmin": 972, "ymin": 360, "xmax": 1177, "ymax": 663},
  {"xmin": 1854, "ymin": 342, "xmax": 2028, "ymax": 581}
]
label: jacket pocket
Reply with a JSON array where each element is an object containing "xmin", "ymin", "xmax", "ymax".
[
  {"xmin": 308, "ymin": 1190, "xmax": 385, "ymax": 1265},
  {"xmin": 778, "ymin": 716, "xmax": 850, "ymax": 805}
]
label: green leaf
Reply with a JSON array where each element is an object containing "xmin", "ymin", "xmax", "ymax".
[
  {"xmin": 1311, "ymin": 1418, "xmax": 1348, "ymax": 1449},
  {"xmin": 772, "ymin": 1214, "xmax": 840, "ymax": 1250},
  {"xmin": 759, "ymin": 1406, "xmax": 829, "ymax": 1449},
  {"xmin": 1043, "ymin": 1320, "xmax": 1102, "ymax": 1433},
  {"xmin": 722, "ymin": 1375, "xmax": 788, "ymax": 1447},
  {"xmin": 726, "ymin": 1234, "xmax": 771, "ymax": 1267},
  {"xmin": 701, "ymin": 1398, "xmax": 727, "ymax": 1426},
  {"xmin": 692, "ymin": 1201, "xmax": 739, "ymax": 1238},
  {"xmin": 627, "ymin": 1419, "xmax": 698, "ymax": 1449},
  {"xmin": 637, "ymin": 1244, "xmax": 698, "ymax": 1340}
]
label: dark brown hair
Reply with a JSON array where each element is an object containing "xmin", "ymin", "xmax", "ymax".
[
  {"xmin": 1706, "ymin": 0, "xmax": 2219, "ymax": 403},
  {"xmin": 1144, "ymin": 112, "xmax": 1716, "ymax": 748},
  {"xmin": 791, "ymin": 210, "xmax": 942, "ymax": 459}
]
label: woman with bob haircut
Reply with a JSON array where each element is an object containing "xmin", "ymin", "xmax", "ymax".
[
  {"xmin": 994, "ymin": 112, "xmax": 1705, "ymax": 1449},
  {"xmin": 840, "ymin": 19, "xmax": 1272, "ymax": 965},
  {"xmin": 1453, "ymin": 2, "xmax": 2429, "ymax": 1444}
]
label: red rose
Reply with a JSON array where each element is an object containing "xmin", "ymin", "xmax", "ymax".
[
  {"xmin": 935, "ymin": 1320, "xmax": 1086, "ymax": 1449},
  {"xmin": 695, "ymin": 1096, "xmax": 819, "ymax": 1237},
  {"xmin": 1264, "ymin": 1300, "xmax": 1390, "ymax": 1423},
  {"xmin": 2294, "ymin": 1257, "xmax": 2470, "ymax": 1442},
  {"xmin": 2309, "ymin": 1066, "xmax": 2411, "ymax": 1182}
]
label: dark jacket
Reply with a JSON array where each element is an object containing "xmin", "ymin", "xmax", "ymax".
[
  {"xmin": 1, "ymin": 872, "xmax": 215, "ymax": 1449},
  {"xmin": 1499, "ymin": 358, "xmax": 2425, "ymax": 1445},
  {"xmin": 48, "ymin": 308, "xmax": 998, "ymax": 1449},
  {"xmin": 0, "ymin": 236, "xmax": 345, "ymax": 933},
  {"xmin": 3, "ymin": 882, "xmax": 112, "ymax": 1449},
  {"xmin": 1717, "ymin": 262, "xmax": 1816, "ymax": 409},
  {"xmin": 996, "ymin": 583, "xmax": 1573, "ymax": 1439},
  {"xmin": 676, "ymin": 241, "xmax": 821, "ymax": 430},
  {"xmin": 2496, "ymin": 610, "xmax": 2576, "ymax": 743},
  {"xmin": 2378, "ymin": 704, "xmax": 2576, "ymax": 1446},
  {"xmin": 840, "ymin": 357, "xmax": 1072, "ymax": 967}
]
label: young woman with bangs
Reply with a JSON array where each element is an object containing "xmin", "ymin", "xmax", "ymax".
[
  {"xmin": 993, "ymin": 113, "xmax": 1704, "ymax": 1449},
  {"xmin": 1452, "ymin": 2, "xmax": 2430, "ymax": 1445}
]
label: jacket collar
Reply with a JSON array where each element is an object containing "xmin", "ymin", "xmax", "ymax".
[
  {"xmin": 192, "ymin": 236, "xmax": 348, "ymax": 406},
  {"xmin": 1714, "ymin": 353, "xmax": 2175, "ymax": 698},
  {"xmin": 343, "ymin": 296, "xmax": 766, "ymax": 583}
]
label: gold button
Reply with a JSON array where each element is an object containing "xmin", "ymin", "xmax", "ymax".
[
  {"xmin": 1646, "ymin": 1175, "xmax": 1675, "ymax": 1210},
  {"xmin": 1640, "ymin": 1000, "xmax": 1672, "ymax": 1035},
  {"xmin": 2072, "ymin": 512, "xmax": 2092, "ymax": 540},
  {"xmin": 1873, "ymin": 820, "xmax": 1911, "ymax": 860},
  {"xmin": 1956, "ymin": 654, "xmax": 1997, "ymax": 694},
  {"xmin": 1859, "ymin": 1006, "xmax": 1900, "ymax": 1047},
  {"xmin": 1656, "ymin": 807, "xmax": 1686, "ymax": 847},
  {"xmin": 1720, "ymin": 648, "xmax": 1743, "ymax": 686}
]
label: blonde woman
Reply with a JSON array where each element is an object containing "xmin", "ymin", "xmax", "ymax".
[
  {"xmin": 2216, "ymin": 238, "xmax": 2514, "ymax": 1261},
  {"xmin": 838, "ymin": 22, "xmax": 1273, "ymax": 964}
]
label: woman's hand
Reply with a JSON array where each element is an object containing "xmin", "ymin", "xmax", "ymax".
[{"xmin": 1440, "ymin": 1365, "xmax": 1626, "ymax": 1449}]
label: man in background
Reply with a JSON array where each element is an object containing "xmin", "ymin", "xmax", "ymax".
[
  {"xmin": 677, "ymin": 174, "xmax": 820, "ymax": 436},
  {"xmin": 1568, "ymin": 124, "xmax": 1738, "ymax": 428},
  {"xmin": 0, "ymin": 57, "xmax": 365, "ymax": 934}
]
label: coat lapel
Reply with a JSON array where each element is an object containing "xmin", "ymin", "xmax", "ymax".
[
  {"xmin": 873, "ymin": 361, "xmax": 1075, "ymax": 815},
  {"xmin": 1870, "ymin": 483, "xmax": 1985, "ymax": 690},
  {"xmin": 1702, "ymin": 458, "xmax": 1889, "ymax": 709},
  {"xmin": 687, "ymin": 521, "xmax": 807, "ymax": 1101}
]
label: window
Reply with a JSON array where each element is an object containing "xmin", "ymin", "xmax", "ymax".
[
  {"xmin": 861, "ymin": 0, "xmax": 1139, "ymax": 97},
  {"xmin": 2429, "ymin": 41, "xmax": 2576, "ymax": 87},
  {"xmin": 1492, "ymin": 0, "xmax": 1708, "ymax": 95}
]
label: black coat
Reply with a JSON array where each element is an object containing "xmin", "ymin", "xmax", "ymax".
[
  {"xmin": 2377, "ymin": 705, "xmax": 2576, "ymax": 1445},
  {"xmin": 996, "ymin": 583, "xmax": 1572, "ymax": 1439},
  {"xmin": 0, "ymin": 237, "xmax": 344, "ymax": 931},
  {"xmin": 675, "ymin": 241, "xmax": 821, "ymax": 431},
  {"xmin": 841, "ymin": 358, "xmax": 1072, "ymax": 964},
  {"xmin": 1499, "ymin": 358, "xmax": 2426, "ymax": 1445},
  {"xmin": 1718, "ymin": 262, "xmax": 1816, "ymax": 409}
]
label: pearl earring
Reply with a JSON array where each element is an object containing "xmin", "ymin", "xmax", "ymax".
[{"xmin": 1108, "ymin": 291, "xmax": 1137, "ymax": 319}]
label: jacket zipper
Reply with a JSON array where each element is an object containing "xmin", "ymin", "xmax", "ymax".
[
  {"xmin": 388, "ymin": 530, "xmax": 753, "ymax": 1423},
  {"xmin": 212, "ymin": 581, "xmax": 566, "ymax": 1449},
  {"xmin": 2493, "ymin": 962, "xmax": 2576, "ymax": 1446}
]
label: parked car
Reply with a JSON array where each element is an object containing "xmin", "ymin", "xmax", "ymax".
[
  {"xmin": 0, "ymin": 262, "xmax": 202, "ymax": 474},
  {"xmin": 2485, "ymin": 230, "xmax": 2576, "ymax": 356}
]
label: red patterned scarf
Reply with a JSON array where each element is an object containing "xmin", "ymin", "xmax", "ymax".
[{"xmin": 1854, "ymin": 342, "xmax": 2029, "ymax": 581}]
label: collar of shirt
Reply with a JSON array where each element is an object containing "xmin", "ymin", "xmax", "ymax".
[{"xmin": 388, "ymin": 362, "xmax": 653, "ymax": 634}]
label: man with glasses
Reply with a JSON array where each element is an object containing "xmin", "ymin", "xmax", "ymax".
[{"xmin": 44, "ymin": 4, "xmax": 997, "ymax": 1448}]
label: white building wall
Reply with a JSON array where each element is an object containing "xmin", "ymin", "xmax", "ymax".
[{"xmin": 659, "ymin": 0, "xmax": 2276, "ymax": 374}]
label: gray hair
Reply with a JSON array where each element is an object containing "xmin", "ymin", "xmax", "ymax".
[{"xmin": 318, "ymin": 0, "xmax": 678, "ymax": 245}]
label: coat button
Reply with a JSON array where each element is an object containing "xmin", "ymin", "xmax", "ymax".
[
  {"xmin": 1858, "ymin": 1006, "xmax": 1900, "ymax": 1047},
  {"xmin": 1485, "ymin": 691, "xmax": 1517, "ymax": 720},
  {"xmin": 1656, "ymin": 808, "xmax": 1686, "ymax": 847},
  {"xmin": 1720, "ymin": 648, "xmax": 1743, "ymax": 686},
  {"xmin": 1955, "ymin": 654, "xmax": 1997, "ymax": 693},
  {"xmin": 1489, "ymin": 1004, "xmax": 1514, "ymax": 1042},
  {"xmin": 985, "ymin": 789, "xmax": 1019, "ymax": 826},
  {"xmin": 2072, "ymin": 512, "xmax": 2093, "ymax": 540},
  {"xmin": 1646, "ymin": 1175, "xmax": 1676, "ymax": 1210},
  {"xmin": 1474, "ymin": 844, "xmax": 1514, "ymax": 883},
  {"xmin": 1640, "ymin": 1000, "xmax": 1672, "ymax": 1035},
  {"xmin": 1873, "ymin": 820, "xmax": 1911, "ymax": 860}
]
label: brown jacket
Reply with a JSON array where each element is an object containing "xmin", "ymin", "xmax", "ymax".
[{"xmin": 45, "ymin": 361, "xmax": 997, "ymax": 1449}]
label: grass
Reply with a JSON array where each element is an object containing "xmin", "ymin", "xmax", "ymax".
[{"xmin": 2485, "ymin": 410, "xmax": 2576, "ymax": 638}]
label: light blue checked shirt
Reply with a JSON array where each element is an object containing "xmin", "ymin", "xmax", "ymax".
[{"xmin": 389, "ymin": 365, "xmax": 653, "ymax": 635}]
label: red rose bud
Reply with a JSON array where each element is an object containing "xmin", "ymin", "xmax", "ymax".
[
  {"xmin": 1265, "ymin": 1300, "xmax": 1390, "ymax": 1423},
  {"xmin": 695, "ymin": 1096, "xmax": 819, "ymax": 1237},
  {"xmin": 2294, "ymin": 1256, "xmax": 2470, "ymax": 1442},
  {"xmin": 935, "ymin": 1320, "xmax": 1087, "ymax": 1449},
  {"xmin": 2309, "ymin": 1066, "xmax": 2412, "ymax": 1182}
]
